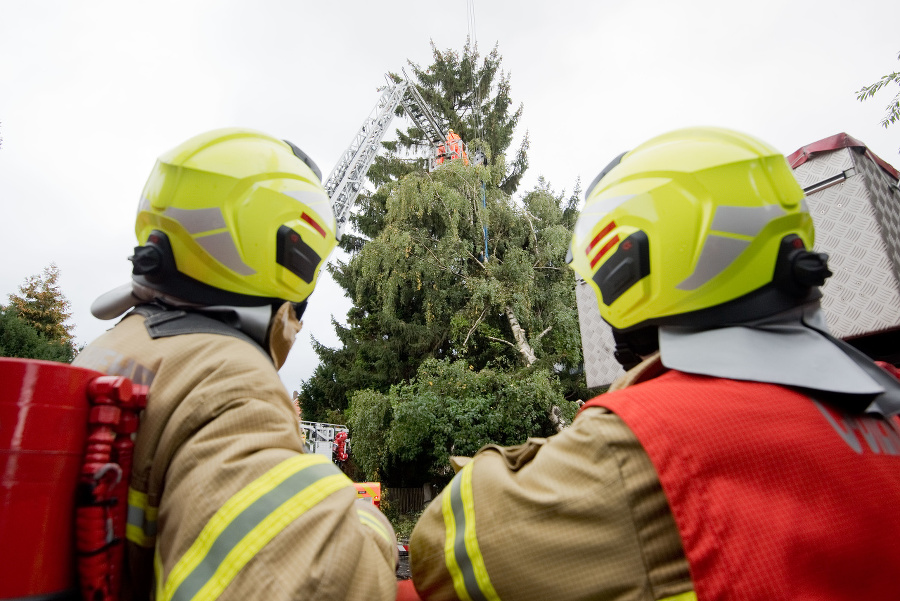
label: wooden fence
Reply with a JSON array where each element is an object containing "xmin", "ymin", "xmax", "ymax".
[{"xmin": 383, "ymin": 485, "xmax": 437, "ymax": 515}]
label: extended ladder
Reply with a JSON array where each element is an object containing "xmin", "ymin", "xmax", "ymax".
[{"xmin": 323, "ymin": 75, "xmax": 453, "ymax": 238}]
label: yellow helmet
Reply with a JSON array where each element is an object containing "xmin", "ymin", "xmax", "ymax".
[
  {"xmin": 132, "ymin": 127, "xmax": 337, "ymax": 307},
  {"xmin": 568, "ymin": 127, "xmax": 829, "ymax": 336}
]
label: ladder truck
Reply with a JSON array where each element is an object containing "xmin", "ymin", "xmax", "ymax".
[{"xmin": 324, "ymin": 74, "xmax": 468, "ymax": 238}]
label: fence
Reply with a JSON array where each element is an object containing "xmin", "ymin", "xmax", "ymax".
[{"xmin": 384, "ymin": 485, "xmax": 437, "ymax": 515}]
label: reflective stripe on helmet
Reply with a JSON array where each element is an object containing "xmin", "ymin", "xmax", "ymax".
[
  {"xmin": 676, "ymin": 235, "xmax": 750, "ymax": 291},
  {"xmin": 195, "ymin": 231, "xmax": 256, "ymax": 276},
  {"xmin": 163, "ymin": 207, "xmax": 228, "ymax": 235},
  {"xmin": 711, "ymin": 204, "xmax": 786, "ymax": 238},
  {"xmin": 677, "ymin": 204, "xmax": 787, "ymax": 291}
]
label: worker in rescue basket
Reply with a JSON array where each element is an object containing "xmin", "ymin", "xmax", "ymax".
[
  {"xmin": 408, "ymin": 126, "xmax": 900, "ymax": 600},
  {"xmin": 74, "ymin": 128, "xmax": 399, "ymax": 601}
]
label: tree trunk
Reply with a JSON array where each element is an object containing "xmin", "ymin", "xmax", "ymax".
[
  {"xmin": 505, "ymin": 305, "xmax": 566, "ymax": 431},
  {"xmin": 505, "ymin": 305, "xmax": 537, "ymax": 366}
]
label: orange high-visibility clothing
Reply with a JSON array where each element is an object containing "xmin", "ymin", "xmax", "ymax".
[{"xmin": 582, "ymin": 369, "xmax": 900, "ymax": 601}]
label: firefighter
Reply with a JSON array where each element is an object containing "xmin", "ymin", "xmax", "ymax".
[
  {"xmin": 74, "ymin": 128, "xmax": 399, "ymax": 601},
  {"xmin": 446, "ymin": 129, "xmax": 469, "ymax": 165},
  {"xmin": 408, "ymin": 127, "xmax": 900, "ymax": 600}
]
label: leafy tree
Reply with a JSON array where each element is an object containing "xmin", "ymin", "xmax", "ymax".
[
  {"xmin": 347, "ymin": 358, "xmax": 577, "ymax": 487},
  {"xmin": 301, "ymin": 42, "xmax": 545, "ymax": 422},
  {"xmin": 7, "ymin": 264, "xmax": 75, "ymax": 346},
  {"xmin": 0, "ymin": 307, "xmax": 75, "ymax": 362},
  {"xmin": 2, "ymin": 265, "xmax": 77, "ymax": 362},
  {"xmin": 856, "ymin": 51, "xmax": 900, "ymax": 151},
  {"xmin": 297, "ymin": 44, "xmax": 589, "ymax": 488},
  {"xmin": 300, "ymin": 158, "xmax": 583, "ymax": 423}
]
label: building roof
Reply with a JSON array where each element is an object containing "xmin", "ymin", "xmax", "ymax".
[{"xmin": 787, "ymin": 132, "xmax": 899, "ymax": 181}]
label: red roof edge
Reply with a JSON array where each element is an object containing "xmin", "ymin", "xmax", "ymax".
[{"xmin": 787, "ymin": 132, "xmax": 899, "ymax": 181}]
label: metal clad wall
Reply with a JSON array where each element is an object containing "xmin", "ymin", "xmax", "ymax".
[
  {"xmin": 575, "ymin": 278, "xmax": 623, "ymax": 388},
  {"xmin": 794, "ymin": 147, "xmax": 900, "ymax": 339}
]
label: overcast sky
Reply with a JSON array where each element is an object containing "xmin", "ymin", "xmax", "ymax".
[{"xmin": 2, "ymin": 0, "xmax": 898, "ymax": 392}]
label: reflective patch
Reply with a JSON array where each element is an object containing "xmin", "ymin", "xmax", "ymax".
[
  {"xmin": 572, "ymin": 195, "xmax": 636, "ymax": 244},
  {"xmin": 284, "ymin": 189, "xmax": 334, "ymax": 231},
  {"xmin": 442, "ymin": 464, "xmax": 500, "ymax": 601},
  {"xmin": 677, "ymin": 235, "xmax": 749, "ymax": 290},
  {"xmin": 159, "ymin": 454, "xmax": 350, "ymax": 601},
  {"xmin": 163, "ymin": 207, "xmax": 227, "ymax": 235},
  {"xmin": 356, "ymin": 508, "xmax": 393, "ymax": 547},
  {"xmin": 711, "ymin": 205, "xmax": 785, "ymax": 238},
  {"xmin": 814, "ymin": 400, "xmax": 900, "ymax": 455},
  {"xmin": 127, "ymin": 487, "xmax": 159, "ymax": 548},
  {"xmin": 662, "ymin": 592, "xmax": 697, "ymax": 601},
  {"xmin": 195, "ymin": 231, "xmax": 256, "ymax": 276}
]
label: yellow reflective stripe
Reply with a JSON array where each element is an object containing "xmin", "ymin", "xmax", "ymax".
[
  {"xmin": 442, "ymin": 474, "xmax": 471, "ymax": 601},
  {"xmin": 159, "ymin": 454, "xmax": 349, "ymax": 601},
  {"xmin": 155, "ymin": 542, "xmax": 165, "ymax": 598},
  {"xmin": 661, "ymin": 592, "xmax": 697, "ymax": 601},
  {"xmin": 441, "ymin": 463, "xmax": 500, "ymax": 601},
  {"xmin": 127, "ymin": 487, "xmax": 158, "ymax": 548},
  {"xmin": 357, "ymin": 508, "xmax": 393, "ymax": 547}
]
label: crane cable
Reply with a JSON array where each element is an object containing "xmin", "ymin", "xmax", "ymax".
[
  {"xmin": 466, "ymin": 0, "xmax": 489, "ymax": 262},
  {"xmin": 466, "ymin": 0, "xmax": 483, "ymax": 143}
]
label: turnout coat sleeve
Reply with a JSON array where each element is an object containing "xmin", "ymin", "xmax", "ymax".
[
  {"xmin": 74, "ymin": 313, "xmax": 398, "ymax": 601},
  {"xmin": 408, "ymin": 367, "xmax": 692, "ymax": 601}
]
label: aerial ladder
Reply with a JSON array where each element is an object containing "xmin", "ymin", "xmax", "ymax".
[{"xmin": 324, "ymin": 75, "xmax": 468, "ymax": 238}]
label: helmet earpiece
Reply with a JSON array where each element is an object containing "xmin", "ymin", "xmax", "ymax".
[
  {"xmin": 130, "ymin": 244, "xmax": 163, "ymax": 276},
  {"xmin": 130, "ymin": 230, "xmax": 285, "ymax": 308},
  {"xmin": 773, "ymin": 235, "xmax": 832, "ymax": 297}
]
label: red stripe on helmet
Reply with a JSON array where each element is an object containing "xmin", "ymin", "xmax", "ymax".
[
  {"xmin": 586, "ymin": 221, "xmax": 616, "ymax": 255},
  {"xmin": 590, "ymin": 235, "xmax": 620, "ymax": 268},
  {"xmin": 301, "ymin": 212, "xmax": 327, "ymax": 237}
]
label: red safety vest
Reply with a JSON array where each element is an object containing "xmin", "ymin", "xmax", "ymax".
[{"xmin": 581, "ymin": 370, "xmax": 900, "ymax": 601}]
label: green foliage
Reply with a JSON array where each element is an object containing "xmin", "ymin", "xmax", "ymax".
[
  {"xmin": 298, "ymin": 161, "xmax": 584, "ymax": 423},
  {"xmin": 400, "ymin": 40, "xmax": 529, "ymax": 196},
  {"xmin": 383, "ymin": 507, "xmax": 422, "ymax": 542},
  {"xmin": 1, "ymin": 264, "xmax": 76, "ymax": 362},
  {"xmin": 0, "ymin": 306, "xmax": 75, "ymax": 362},
  {"xmin": 343, "ymin": 39, "xmax": 529, "ymax": 255},
  {"xmin": 347, "ymin": 358, "xmax": 577, "ymax": 487},
  {"xmin": 7, "ymin": 264, "xmax": 74, "ymax": 344},
  {"xmin": 297, "ymin": 44, "xmax": 586, "ymax": 487},
  {"xmin": 856, "ymin": 51, "xmax": 900, "ymax": 151}
]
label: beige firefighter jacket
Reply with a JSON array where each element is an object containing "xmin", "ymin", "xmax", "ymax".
[
  {"xmin": 73, "ymin": 310, "xmax": 398, "ymax": 601},
  {"xmin": 408, "ymin": 354, "xmax": 695, "ymax": 601}
]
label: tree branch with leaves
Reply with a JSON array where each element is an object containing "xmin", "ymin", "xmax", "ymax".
[{"xmin": 856, "ymin": 51, "xmax": 900, "ymax": 151}]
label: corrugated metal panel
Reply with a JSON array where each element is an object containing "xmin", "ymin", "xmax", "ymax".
[
  {"xmin": 574, "ymin": 278, "xmax": 623, "ymax": 388},
  {"xmin": 794, "ymin": 145, "xmax": 900, "ymax": 339}
]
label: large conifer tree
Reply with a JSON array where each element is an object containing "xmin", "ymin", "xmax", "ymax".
[
  {"xmin": 1, "ymin": 264, "xmax": 77, "ymax": 362},
  {"xmin": 298, "ymin": 45, "xmax": 585, "ymax": 469}
]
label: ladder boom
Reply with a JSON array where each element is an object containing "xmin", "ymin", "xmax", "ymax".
[{"xmin": 324, "ymin": 77, "xmax": 451, "ymax": 238}]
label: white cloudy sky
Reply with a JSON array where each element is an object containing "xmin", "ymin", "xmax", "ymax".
[{"xmin": 1, "ymin": 0, "xmax": 898, "ymax": 392}]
